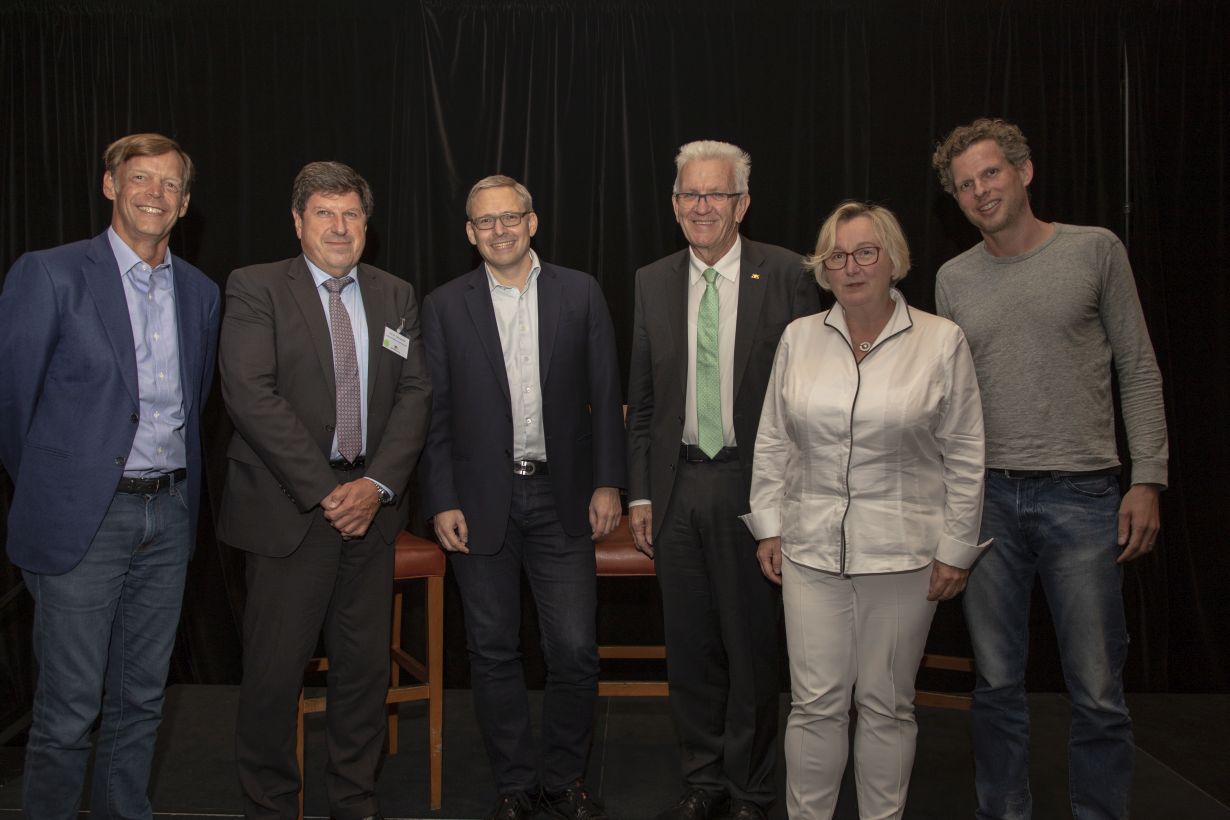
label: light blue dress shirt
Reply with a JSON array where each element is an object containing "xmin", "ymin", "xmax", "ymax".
[
  {"xmin": 109, "ymin": 228, "xmax": 185, "ymax": 477},
  {"xmin": 305, "ymin": 257, "xmax": 392, "ymax": 499}
]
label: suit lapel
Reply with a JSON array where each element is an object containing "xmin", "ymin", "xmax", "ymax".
[
  {"xmin": 287, "ymin": 256, "xmax": 338, "ymax": 397},
  {"xmin": 82, "ymin": 233, "xmax": 139, "ymax": 406},
  {"xmin": 171, "ymin": 255, "xmax": 203, "ymax": 414},
  {"xmin": 732, "ymin": 238, "xmax": 766, "ymax": 402},
  {"xmin": 668, "ymin": 251, "xmax": 690, "ymax": 397},
  {"xmin": 537, "ymin": 264, "xmax": 560, "ymax": 386},
  {"xmin": 462, "ymin": 267, "xmax": 512, "ymax": 402},
  {"xmin": 357, "ymin": 264, "xmax": 384, "ymax": 403}
]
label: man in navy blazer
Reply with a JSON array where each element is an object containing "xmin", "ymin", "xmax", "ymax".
[
  {"xmin": 419, "ymin": 175, "xmax": 626, "ymax": 820},
  {"xmin": 0, "ymin": 133, "xmax": 219, "ymax": 819}
]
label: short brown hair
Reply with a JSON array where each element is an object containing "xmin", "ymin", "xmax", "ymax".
[
  {"xmin": 103, "ymin": 133, "xmax": 195, "ymax": 195},
  {"xmin": 291, "ymin": 161, "xmax": 375, "ymax": 217},
  {"xmin": 804, "ymin": 200, "xmax": 912, "ymax": 291},
  {"xmin": 465, "ymin": 174, "xmax": 534, "ymax": 219},
  {"xmin": 932, "ymin": 118, "xmax": 1031, "ymax": 195}
]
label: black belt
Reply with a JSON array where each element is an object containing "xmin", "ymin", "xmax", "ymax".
[
  {"xmin": 987, "ymin": 467, "xmax": 1120, "ymax": 479},
  {"xmin": 513, "ymin": 459, "xmax": 548, "ymax": 476},
  {"xmin": 116, "ymin": 468, "xmax": 186, "ymax": 494},
  {"xmin": 329, "ymin": 456, "xmax": 366, "ymax": 470},
  {"xmin": 679, "ymin": 444, "xmax": 739, "ymax": 464}
]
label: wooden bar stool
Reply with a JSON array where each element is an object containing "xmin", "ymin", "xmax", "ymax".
[
  {"xmin": 595, "ymin": 515, "xmax": 668, "ymax": 697},
  {"xmin": 915, "ymin": 653, "xmax": 975, "ymax": 710},
  {"xmin": 296, "ymin": 531, "xmax": 446, "ymax": 817}
]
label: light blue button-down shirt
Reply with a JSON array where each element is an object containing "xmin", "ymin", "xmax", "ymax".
[
  {"xmin": 305, "ymin": 257, "xmax": 393, "ymax": 499},
  {"xmin": 109, "ymin": 228, "xmax": 186, "ymax": 477},
  {"xmin": 306, "ymin": 258, "xmax": 371, "ymax": 459}
]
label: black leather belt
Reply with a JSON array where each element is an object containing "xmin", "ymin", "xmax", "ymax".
[
  {"xmin": 329, "ymin": 456, "xmax": 366, "ymax": 470},
  {"xmin": 679, "ymin": 444, "xmax": 739, "ymax": 463},
  {"xmin": 116, "ymin": 468, "xmax": 186, "ymax": 494},
  {"xmin": 513, "ymin": 459, "xmax": 548, "ymax": 476},
  {"xmin": 987, "ymin": 467, "xmax": 1120, "ymax": 479}
]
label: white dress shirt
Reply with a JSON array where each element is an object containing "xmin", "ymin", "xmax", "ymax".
[
  {"xmin": 742, "ymin": 290, "xmax": 989, "ymax": 575},
  {"xmin": 682, "ymin": 238, "xmax": 740, "ymax": 447},
  {"xmin": 487, "ymin": 250, "xmax": 546, "ymax": 462}
]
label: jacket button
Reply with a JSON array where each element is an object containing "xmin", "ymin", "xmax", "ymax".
[
  {"xmin": 115, "ymin": 456, "xmax": 126, "ymax": 465},
  {"xmin": 130, "ymin": 413, "xmax": 139, "ymax": 424},
  {"xmin": 325, "ymin": 424, "xmax": 335, "ymax": 432}
]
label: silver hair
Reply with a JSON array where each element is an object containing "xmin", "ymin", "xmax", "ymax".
[{"xmin": 673, "ymin": 140, "xmax": 751, "ymax": 193}]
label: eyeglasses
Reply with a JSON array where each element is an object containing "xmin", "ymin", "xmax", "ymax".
[
  {"xmin": 469, "ymin": 211, "xmax": 531, "ymax": 230},
  {"xmin": 672, "ymin": 191, "xmax": 744, "ymax": 206},
  {"xmin": 822, "ymin": 246, "xmax": 880, "ymax": 270}
]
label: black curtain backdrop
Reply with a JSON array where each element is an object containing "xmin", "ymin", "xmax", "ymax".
[{"xmin": 2, "ymin": 0, "xmax": 1227, "ymax": 740}]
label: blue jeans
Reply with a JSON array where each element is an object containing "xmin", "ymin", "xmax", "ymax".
[
  {"xmin": 22, "ymin": 484, "xmax": 191, "ymax": 820},
  {"xmin": 448, "ymin": 474, "xmax": 599, "ymax": 794},
  {"xmin": 965, "ymin": 472, "xmax": 1132, "ymax": 820}
]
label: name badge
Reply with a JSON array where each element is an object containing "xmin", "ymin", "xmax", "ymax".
[{"xmin": 382, "ymin": 326, "xmax": 410, "ymax": 358}]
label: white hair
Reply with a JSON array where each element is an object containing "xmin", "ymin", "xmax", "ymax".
[{"xmin": 673, "ymin": 140, "xmax": 751, "ymax": 192}]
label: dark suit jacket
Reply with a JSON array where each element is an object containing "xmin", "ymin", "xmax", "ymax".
[
  {"xmin": 217, "ymin": 256, "xmax": 431, "ymax": 556},
  {"xmin": 626, "ymin": 237, "xmax": 820, "ymax": 539},
  {"xmin": 0, "ymin": 231, "xmax": 220, "ymax": 575},
  {"xmin": 418, "ymin": 262, "xmax": 626, "ymax": 555}
]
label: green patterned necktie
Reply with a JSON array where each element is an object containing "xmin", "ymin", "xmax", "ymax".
[{"xmin": 696, "ymin": 267, "xmax": 723, "ymax": 458}]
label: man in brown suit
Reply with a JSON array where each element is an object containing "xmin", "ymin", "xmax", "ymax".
[{"xmin": 218, "ymin": 161, "xmax": 431, "ymax": 820}]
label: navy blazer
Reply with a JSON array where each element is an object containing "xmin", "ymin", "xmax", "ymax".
[
  {"xmin": 418, "ymin": 261, "xmax": 626, "ymax": 555},
  {"xmin": 0, "ymin": 231, "xmax": 221, "ymax": 575}
]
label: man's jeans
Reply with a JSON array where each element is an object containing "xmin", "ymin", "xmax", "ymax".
[
  {"xmin": 22, "ymin": 484, "xmax": 191, "ymax": 820},
  {"xmin": 965, "ymin": 471, "xmax": 1132, "ymax": 820}
]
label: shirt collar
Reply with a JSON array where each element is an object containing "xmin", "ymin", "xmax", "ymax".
[
  {"xmin": 485, "ymin": 249, "xmax": 542, "ymax": 293},
  {"xmin": 305, "ymin": 255, "xmax": 359, "ymax": 290},
  {"xmin": 823, "ymin": 287, "xmax": 914, "ymax": 343},
  {"xmin": 688, "ymin": 236, "xmax": 742, "ymax": 285},
  {"xmin": 107, "ymin": 226, "xmax": 172, "ymax": 277}
]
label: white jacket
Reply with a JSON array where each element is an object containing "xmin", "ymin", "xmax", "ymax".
[{"xmin": 741, "ymin": 289, "xmax": 989, "ymax": 575}]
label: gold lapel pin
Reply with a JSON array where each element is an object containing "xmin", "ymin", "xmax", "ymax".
[{"xmin": 750, "ymin": 272, "xmax": 761, "ymax": 280}]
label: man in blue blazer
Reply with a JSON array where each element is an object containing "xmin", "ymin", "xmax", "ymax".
[
  {"xmin": 0, "ymin": 133, "xmax": 220, "ymax": 820},
  {"xmin": 419, "ymin": 175, "xmax": 626, "ymax": 820}
]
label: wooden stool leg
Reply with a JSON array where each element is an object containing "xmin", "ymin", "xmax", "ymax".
[
  {"xmin": 388, "ymin": 587, "xmax": 404, "ymax": 755},
  {"xmin": 296, "ymin": 689, "xmax": 306, "ymax": 820},
  {"xmin": 428, "ymin": 575, "xmax": 444, "ymax": 811}
]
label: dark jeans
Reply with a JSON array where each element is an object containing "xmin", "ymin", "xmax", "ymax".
[
  {"xmin": 966, "ymin": 472, "xmax": 1132, "ymax": 820},
  {"xmin": 23, "ymin": 484, "xmax": 191, "ymax": 820},
  {"xmin": 449, "ymin": 473, "xmax": 599, "ymax": 794}
]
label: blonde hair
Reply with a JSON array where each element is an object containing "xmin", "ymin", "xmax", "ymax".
[{"xmin": 804, "ymin": 200, "xmax": 911, "ymax": 291}]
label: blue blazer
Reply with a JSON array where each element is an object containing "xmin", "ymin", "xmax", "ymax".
[
  {"xmin": 418, "ymin": 261, "xmax": 627, "ymax": 555},
  {"xmin": 0, "ymin": 231, "xmax": 221, "ymax": 574}
]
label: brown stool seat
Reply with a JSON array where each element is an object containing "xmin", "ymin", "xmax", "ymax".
[
  {"xmin": 296, "ymin": 530, "xmax": 446, "ymax": 817},
  {"xmin": 595, "ymin": 528, "xmax": 655, "ymax": 576},
  {"xmin": 395, "ymin": 531, "xmax": 446, "ymax": 578},
  {"xmin": 595, "ymin": 516, "xmax": 667, "ymax": 696}
]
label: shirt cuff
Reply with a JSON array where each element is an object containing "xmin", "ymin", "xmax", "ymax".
[
  {"xmin": 628, "ymin": 498, "xmax": 651, "ymax": 507},
  {"xmin": 935, "ymin": 533, "xmax": 992, "ymax": 569},
  {"xmin": 363, "ymin": 476, "xmax": 394, "ymax": 504},
  {"xmin": 739, "ymin": 509, "xmax": 781, "ymax": 541}
]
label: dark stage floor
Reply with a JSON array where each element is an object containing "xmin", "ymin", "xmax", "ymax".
[{"xmin": 0, "ymin": 686, "xmax": 1226, "ymax": 819}]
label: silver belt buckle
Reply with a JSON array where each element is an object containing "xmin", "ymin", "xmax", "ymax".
[{"xmin": 513, "ymin": 460, "xmax": 536, "ymax": 476}]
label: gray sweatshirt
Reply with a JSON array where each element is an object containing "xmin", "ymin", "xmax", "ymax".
[{"xmin": 935, "ymin": 223, "xmax": 1167, "ymax": 487}]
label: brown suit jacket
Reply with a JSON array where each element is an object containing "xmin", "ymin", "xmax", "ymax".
[{"xmin": 217, "ymin": 255, "xmax": 431, "ymax": 556}]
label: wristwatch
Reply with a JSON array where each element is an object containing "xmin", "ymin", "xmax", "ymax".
[{"xmin": 375, "ymin": 485, "xmax": 393, "ymax": 505}]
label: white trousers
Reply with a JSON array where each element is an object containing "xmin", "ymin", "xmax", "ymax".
[{"xmin": 781, "ymin": 556, "xmax": 937, "ymax": 820}]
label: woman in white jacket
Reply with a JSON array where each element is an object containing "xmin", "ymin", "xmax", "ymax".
[{"xmin": 741, "ymin": 201, "xmax": 989, "ymax": 819}]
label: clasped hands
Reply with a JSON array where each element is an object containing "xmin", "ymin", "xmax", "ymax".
[{"xmin": 321, "ymin": 479, "xmax": 381, "ymax": 540}]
